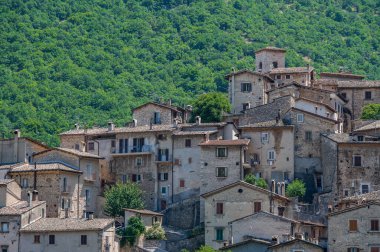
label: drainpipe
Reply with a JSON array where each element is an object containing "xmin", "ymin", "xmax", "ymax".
[
  {"xmin": 240, "ymin": 146, "xmax": 243, "ymax": 180},
  {"xmin": 77, "ymin": 158, "xmax": 81, "ymax": 219},
  {"xmin": 171, "ymin": 136, "xmax": 174, "ymax": 204},
  {"xmin": 33, "ymin": 162, "xmax": 37, "ymax": 190}
]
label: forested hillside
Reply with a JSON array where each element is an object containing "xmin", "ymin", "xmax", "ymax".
[{"xmin": 1, "ymin": 0, "xmax": 379, "ymax": 145}]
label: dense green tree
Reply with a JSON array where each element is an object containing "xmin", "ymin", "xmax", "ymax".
[
  {"xmin": 244, "ymin": 174, "xmax": 268, "ymax": 189},
  {"xmin": 191, "ymin": 92, "xmax": 231, "ymax": 122},
  {"xmin": 104, "ymin": 182, "xmax": 144, "ymax": 217},
  {"xmin": 145, "ymin": 222, "xmax": 166, "ymax": 240},
  {"xmin": 286, "ymin": 179, "xmax": 306, "ymax": 198},
  {"xmin": 361, "ymin": 104, "xmax": 380, "ymax": 119},
  {"xmin": 121, "ymin": 216, "xmax": 145, "ymax": 247}
]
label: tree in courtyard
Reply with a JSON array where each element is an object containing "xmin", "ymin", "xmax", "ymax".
[
  {"xmin": 191, "ymin": 92, "xmax": 231, "ymax": 123},
  {"xmin": 104, "ymin": 182, "xmax": 144, "ymax": 217},
  {"xmin": 361, "ymin": 104, "xmax": 380, "ymax": 120},
  {"xmin": 244, "ymin": 174, "xmax": 268, "ymax": 189},
  {"xmin": 286, "ymin": 179, "xmax": 306, "ymax": 198}
]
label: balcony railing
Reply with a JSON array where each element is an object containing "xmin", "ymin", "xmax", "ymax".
[{"xmin": 114, "ymin": 145, "xmax": 153, "ymax": 154}]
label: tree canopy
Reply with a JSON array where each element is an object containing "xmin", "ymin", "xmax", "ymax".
[
  {"xmin": 1, "ymin": 0, "xmax": 379, "ymax": 145},
  {"xmin": 286, "ymin": 179, "xmax": 306, "ymax": 198},
  {"xmin": 104, "ymin": 182, "xmax": 144, "ymax": 217},
  {"xmin": 244, "ymin": 174, "xmax": 268, "ymax": 189},
  {"xmin": 361, "ymin": 104, "xmax": 380, "ymax": 119},
  {"xmin": 191, "ymin": 92, "xmax": 231, "ymax": 122}
]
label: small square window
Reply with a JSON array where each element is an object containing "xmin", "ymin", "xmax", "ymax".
[
  {"xmin": 365, "ymin": 91, "xmax": 372, "ymax": 100},
  {"xmin": 305, "ymin": 131, "xmax": 312, "ymax": 142},
  {"xmin": 216, "ymin": 147, "xmax": 227, "ymax": 157},
  {"xmin": 49, "ymin": 235, "xmax": 55, "ymax": 245},
  {"xmin": 185, "ymin": 139, "xmax": 191, "ymax": 148},
  {"xmin": 34, "ymin": 235, "xmax": 40, "ymax": 244},
  {"xmin": 371, "ymin": 220, "xmax": 379, "ymax": 231},
  {"xmin": 216, "ymin": 167, "xmax": 227, "ymax": 178},
  {"xmin": 215, "ymin": 228, "xmax": 224, "ymax": 241},
  {"xmin": 261, "ymin": 132, "xmax": 269, "ymax": 143},
  {"xmin": 276, "ymin": 75, "xmax": 281, "ymax": 79},
  {"xmin": 272, "ymin": 61, "xmax": 278, "ymax": 68},
  {"xmin": 1, "ymin": 223, "xmax": 9, "ymax": 233},
  {"xmin": 353, "ymin": 156, "xmax": 362, "ymax": 167},
  {"xmin": 216, "ymin": 202, "xmax": 223, "ymax": 215},
  {"xmin": 341, "ymin": 92, "xmax": 347, "ymax": 99},
  {"xmin": 349, "ymin": 220, "xmax": 358, "ymax": 232},
  {"xmin": 81, "ymin": 235, "xmax": 87, "ymax": 245},
  {"xmin": 179, "ymin": 179, "xmax": 185, "ymax": 188},
  {"xmin": 241, "ymin": 83, "xmax": 252, "ymax": 92},
  {"xmin": 361, "ymin": 184, "xmax": 369, "ymax": 194},
  {"xmin": 161, "ymin": 186, "xmax": 167, "ymax": 195},
  {"xmin": 285, "ymin": 75, "xmax": 291, "ymax": 79},
  {"xmin": 88, "ymin": 142, "xmax": 94, "ymax": 151},
  {"xmin": 297, "ymin": 114, "xmax": 304, "ymax": 123}
]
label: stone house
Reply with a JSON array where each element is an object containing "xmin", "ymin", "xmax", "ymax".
[
  {"xmin": 132, "ymin": 101, "xmax": 190, "ymax": 126},
  {"xmin": 328, "ymin": 202, "xmax": 380, "ymax": 252},
  {"xmin": 20, "ymin": 217, "xmax": 119, "ymax": 252},
  {"xmin": 269, "ymin": 66, "xmax": 315, "ymax": 88},
  {"xmin": 240, "ymin": 123, "xmax": 295, "ymax": 183},
  {"xmin": 201, "ymin": 181, "xmax": 290, "ymax": 250},
  {"xmin": 0, "ymin": 179, "xmax": 46, "ymax": 252},
  {"xmin": 226, "ymin": 69, "xmax": 274, "ymax": 113},
  {"xmin": 8, "ymin": 162, "xmax": 83, "ymax": 218},
  {"xmin": 124, "ymin": 208, "xmax": 163, "ymax": 228},
  {"xmin": 321, "ymin": 133, "xmax": 380, "ymax": 200},
  {"xmin": 0, "ymin": 130, "xmax": 49, "ymax": 167},
  {"xmin": 219, "ymin": 238, "xmax": 271, "ymax": 252},
  {"xmin": 353, "ymin": 120, "xmax": 380, "ymax": 138},
  {"xmin": 268, "ymin": 238, "xmax": 324, "ymax": 252}
]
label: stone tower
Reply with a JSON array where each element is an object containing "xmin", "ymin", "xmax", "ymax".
[{"xmin": 255, "ymin": 47, "xmax": 286, "ymax": 73}]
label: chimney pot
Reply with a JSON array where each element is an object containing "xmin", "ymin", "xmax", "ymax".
[
  {"xmin": 75, "ymin": 123, "xmax": 79, "ymax": 130},
  {"xmin": 108, "ymin": 122, "xmax": 115, "ymax": 131},
  {"xmin": 195, "ymin": 116, "xmax": 201, "ymax": 125},
  {"xmin": 32, "ymin": 190, "xmax": 39, "ymax": 201},
  {"xmin": 14, "ymin": 129, "xmax": 21, "ymax": 139}
]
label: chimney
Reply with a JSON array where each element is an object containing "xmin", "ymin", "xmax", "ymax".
[
  {"xmin": 168, "ymin": 99, "xmax": 172, "ymax": 106},
  {"xmin": 108, "ymin": 122, "xmax": 115, "ymax": 131},
  {"xmin": 173, "ymin": 119, "xmax": 179, "ymax": 128},
  {"xmin": 81, "ymin": 142, "xmax": 86, "ymax": 152},
  {"xmin": 27, "ymin": 191, "xmax": 32, "ymax": 207},
  {"xmin": 195, "ymin": 116, "xmax": 201, "ymax": 125},
  {"xmin": 281, "ymin": 182, "xmax": 285, "ymax": 196},
  {"xmin": 132, "ymin": 119, "xmax": 137, "ymax": 127},
  {"xmin": 14, "ymin": 129, "xmax": 21, "ymax": 139},
  {"xmin": 75, "ymin": 123, "xmax": 79, "ymax": 130},
  {"xmin": 271, "ymin": 180, "xmax": 276, "ymax": 193},
  {"xmin": 89, "ymin": 213, "xmax": 94, "ymax": 220},
  {"xmin": 150, "ymin": 119, "xmax": 153, "ymax": 130},
  {"xmin": 32, "ymin": 190, "xmax": 38, "ymax": 201},
  {"xmin": 277, "ymin": 182, "xmax": 281, "ymax": 194}
]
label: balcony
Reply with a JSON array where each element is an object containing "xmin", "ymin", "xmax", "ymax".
[{"xmin": 111, "ymin": 145, "xmax": 153, "ymax": 156}]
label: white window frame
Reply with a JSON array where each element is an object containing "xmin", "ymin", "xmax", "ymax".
[
  {"xmin": 216, "ymin": 167, "xmax": 228, "ymax": 178},
  {"xmin": 241, "ymin": 82, "xmax": 252, "ymax": 92},
  {"xmin": 161, "ymin": 186, "xmax": 167, "ymax": 195},
  {"xmin": 360, "ymin": 183, "xmax": 370, "ymax": 194},
  {"xmin": 268, "ymin": 150, "xmax": 275, "ymax": 161},
  {"xmin": 1, "ymin": 222, "xmax": 9, "ymax": 233},
  {"xmin": 135, "ymin": 157, "xmax": 143, "ymax": 166},
  {"xmin": 261, "ymin": 132, "xmax": 269, "ymax": 143},
  {"xmin": 296, "ymin": 113, "xmax": 304, "ymax": 123}
]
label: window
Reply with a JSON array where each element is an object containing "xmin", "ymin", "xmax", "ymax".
[
  {"xmin": 216, "ymin": 167, "xmax": 227, "ymax": 178},
  {"xmin": 371, "ymin": 220, "xmax": 379, "ymax": 231},
  {"xmin": 22, "ymin": 178, "xmax": 28, "ymax": 188},
  {"xmin": 216, "ymin": 147, "xmax": 227, "ymax": 157},
  {"xmin": 88, "ymin": 142, "xmax": 94, "ymax": 151},
  {"xmin": 272, "ymin": 61, "xmax": 278, "ymax": 68},
  {"xmin": 268, "ymin": 150, "xmax": 275, "ymax": 161},
  {"xmin": 111, "ymin": 140, "xmax": 116, "ymax": 148},
  {"xmin": 349, "ymin": 220, "xmax": 358, "ymax": 232},
  {"xmin": 241, "ymin": 83, "xmax": 252, "ymax": 92},
  {"xmin": 305, "ymin": 131, "xmax": 312, "ymax": 142},
  {"xmin": 361, "ymin": 184, "xmax": 369, "ymax": 194},
  {"xmin": 353, "ymin": 155, "xmax": 362, "ymax": 167},
  {"xmin": 276, "ymin": 74, "xmax": 281, "ymax": 79},
  {"xmin": 185, "ymin": 139, "xmax": 191, "ymax": 148},
  {"xmin": 285, "ymin": 75, "xmax": 291, "ymax": 79},
  {"xmin": 215, "ymin": 228, "xmax": 224, "ymax": 241},
  {"xmin": 316, "ymin": 175, "xmax": 323, "ymax": 191},
  {"xmin": 75, "ymin": 144, "xmax": 80, "ymax": 150},
  {"xmin": 122, "ymin": 175, "xmax": 127, "ymax": 184},
  {"xmin": 34, "ymin": 235, "xmax": 40, "ymax": 244},
  {"xmin": 159, "ymin": 173, "xmax": 168, "ymax": 181},
  {"xmin": 161, "ymin": 186, "xmax": 167, "ymax": 195},
  {"xmin": 242, "ymin": 103, "xmax": 250, "ymax": 110},
  {"xmin": 158, "ymin": 149, "xmax": 169, "ymax": 161},
  {"xmin": 357, "ymin": 136, "xmax": 364, "ymax": 141},
  {"xmin": 1, "ymin": 223, "xmax": 9, "ymax": 233},
  {"xmin": 261, "ymin": 132, "xmax": 269, "ymax": 143},
  {"xmin": 254, "ymin": 202, "xmax": 261, "ymax": 213},
  {"xmin": 86, "ymin": 165, "xmax": 93, "ymax": 180},
  {"xmin": 85, "ymin": 189, "xmax": 91, "ymax": 206},
  {"xmin": 136, "ymin": 157, "xmax": 143, "ymax": 166},
  {"xmin": 1, "ymin": 246, "xmax": 8, "ymax": 252},
  {"xmin": 61, "ymin": 198, "xmax": 65, "ymax": 209},
  {"xmin": 132, "ymin": 174, "xmax": 141, "ymax": 182},
  {"xmin": 49, "ymin": 235, "xmax": 55, "ymax": 245},
  {"xmin": 216, "ymin": 202, "xmax": 223, "ymax": 215},
  {"xmin": 344, "ymin": 189, "xmax": 349, "ymax": 197},
  {"xmin": 347, "ymin": 248, "xmax": 360, "ymax": 252},
  {"xmin": 81, "ymin": 235, "xmax": 87, "ymax": 245},
  {"xmin": 259, "ymin": 62, "xmax": 262, "ymax": 70},
  {"xmin": 365, "ymin": 91, "xmax": 372, "ymax": 100},
  {"xmin": 179, "ymin": 179, "xmax": 185, "ymax": 188},
  {"xmin": 119, "ymin": 139, "xmax": 124, "ymax": 153},
  {"xmin": 132, "ymin": 138, "xmax": 144, "ymax": 152},
  {"xmin": 154, "ymin": 112, "xmax": 161, "ymax": 124},
  {"xmin": 297, "ymin": 113, "xmax": 304, "ymax": 123},
  {"xmin": 341, "ymin": 92, "xmax": 347, "ymax": 99},
  {"xmin": 371, "ymin": 247, "xmax": 380, "ymax": 252}
]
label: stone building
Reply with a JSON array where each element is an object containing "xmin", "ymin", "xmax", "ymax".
[
  {"xmin": 240, "ymin": 123, "xmax": 295, "ymax": 183},
  {"xmin": 321, "ymin": 133, "xmax": 380, "ymax": 200},
  {"xmin": 132, "ymin": 101, "xmax": 191, "ymax": 126},
  {"xmin": 268, "ymin": 238, "xmax": 324, "ymax": 252},
  {"xmin": 328, "ymin": 202, "xmax": 380, "ymax": 252},
  {"xmin": 20, "ymin": 218, "xmax": 119, "ymax": 252},
  {"xmin": 201, "ymin": 181, "xmax": 290, "ymax": 250},
  {"xmin": 0, "ymin": 179, "xmax": 46, "ymax": 252},
  {"xmin": 0, "ymin": 130, "xmax": 49, "ymax": 167}
]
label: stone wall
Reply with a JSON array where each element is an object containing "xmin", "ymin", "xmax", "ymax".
[
  {"xmin": 162, "ymin": 198, "xmax": 200, "ymax": 229},
  {"xmin": 255, "ymin": 50, "xmax": 285, "ymax": 73},
  {"xmin": 133, "ymin": 103, "xmax": 175, "ymax": 126},
  {"xmin": 165, "ymin": 234, "xmax": 204, "ymax": 252}
]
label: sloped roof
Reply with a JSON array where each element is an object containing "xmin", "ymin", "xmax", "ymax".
[
  {"xmin": 0, "ymin": 179, "xmax": 14, "ymax": 185},
  {"xmin": 132, "ymin": 101, "xmax": 182, "ymax": 112},
  {"xmin": 229, "ymin": 211, "xmax": 298, "ymax": 225},
  {"xmin": 0, "ymin": 201, "xmax": 45, "ymax": 216},
  {"xmin": 268, "ymin": 238, "xmax": 324, "ymax": 250},
  {"xmin": 219, "ymin": 238, "xmax": 271, "ymax": 250},
  {"xmin": 337, "ymin": 80, "xmax": 380, "ymax": 88},
  {"xmin": 33, "ymin": 148, "xmax": 102, "ymax": 159},
  {"xmin": 256, "ymin": 47, "xmax": 287, "ymax": 53},
  {"xmin": 21, "ymin": 218, "xmax": 114, "ymax": 232},
  {"xmin": 199, "ymin": 139, "xmax": 250, "ymax": 146},
  {"xmin": 328, "ymin": 202, "xmax": 380, "ymax": 217},
  {"xmin": 201, "ymin": 181, "xmax": 290, "ymax": 202},
  {"xmin": 355, "ymin": 121, "xmax": 380, "ymax": 132},
  {"xmin": 269, "ymin": 67, "xmax": 313, "ymax": 74},
  {"xmin": 60, "ymin": 125, "xmax": 175, "ymax": 136},
  {"xmin": 124, "ymin": 208, "xmax": 163, "ymax": 216},
  {"xmin": 172, "ymin": 130, "xmax": 218, "ymax": 136},
  {"xmin": 8, "ymin": 162, "xmax": 82, "ymax": 174},
  {"xmin": 340, "ymin": 190, "xmax": 380, "ymax": 203},
  {"xmin": 224, "ymin": 69, "xmax": 274, "ymax": 81},
  {"xmin": 320, "ymin": 72, "xmax": 365, "ymax": 80}
]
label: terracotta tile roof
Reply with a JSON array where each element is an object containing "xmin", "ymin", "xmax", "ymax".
[
  {"xmin": 124, "ymin": 208, "xmax": 163, "ymax": 216},
  {"xmin": 323, "ymin": 133, "xmax": 380, "ymax": 144},
  {"xmin": 0, "ymin": 201, "xmax": 45, "ymax": 215},
  {"xmin": 220, "ymin": 238, "xmax": 272, "ymax": 250},
  {"xmin": 132, "ymin": 102, "xmax": 182, "ymax": 112},
  {"xmin": 21, "ymin": 218, "xmax": 114, "ymax": 232},
  {"xmin": 337, "ymin": 80, "xmax": 380, "ymax": 88},
  {"xmin": 60, "ymin": 125, "xmax": 175, "ymax": 136},
  {"xmin": 320, "ymin": 72, "xmax": 365, "ymax": 79},
  {"xmin": 33, "ymin": 148, "xmax": 102, "ymax": 159},
  {"xmin": 354, "ymin": 121, "xmax": 380, "ymax": 132},
  {"xmin": 9, "ymin": 162, "xmax": 82, "ymax": 174},
  {"xmin": 180, "ymin": 122, "xmax": 227, "ymax": 128},
  {"xmin": 224, "ymin": 69, "xmax": 274, "ymax": 81},
  {"xmin": 172, "ymin": 130, "xmax": 218, "ymax": 136},
  {"xmin": 269, "ymin": 67, "xmax": 313, "ymax": 74},
  {"xmin": 199, "ymin": 139, "xmax": 250, "ymax": 146},
  {"xmin": 340, "ymin": 190, "xmax": 380, "ymax": 203},
  {"xmin": 255, "ymin": 46, "xmax": 287, "ymax": 53},
  {"xmin": 0, "ymin": 179, "xmax": 14, "ymax": 185},
  {"xmin": 328, "ymin": 202, "xmax": 380, "ymax": 216},
  {"xmin": 268, "ymin": 238, "xmax": 324, "ymax": 249},
  {"xmin": 295, "ymin": 97, "xmax": 336, "ymax": 112},
  {"xmin": 239, "ymin": 120, "xmax": 288, "ymax": 128},
  {"xmin": 229, "ymin": 211, "xmax": 298, "ymax": 225}
]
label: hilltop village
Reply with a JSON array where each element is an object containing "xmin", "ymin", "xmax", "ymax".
[{"xmin": 1, "ymin": 47, "xmax": 380, "ymax": 252}]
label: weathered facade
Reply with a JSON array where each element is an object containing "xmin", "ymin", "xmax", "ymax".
[{"xmin": 268, "ymin": 238, "xmax": 324, "ymax": 252}]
